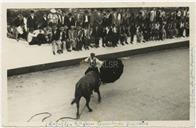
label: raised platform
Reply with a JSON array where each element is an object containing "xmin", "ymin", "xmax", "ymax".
[{"xmin": 4, "ymin": 37, "xmax": 189, "ymax": 76}]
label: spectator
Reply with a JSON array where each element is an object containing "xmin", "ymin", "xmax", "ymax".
[
  {"xmin": 76, "ymin": 26, "xmax": 84, "ymax": 50},
  {"xmin": 38, "ymin": 13, "xmax": 48, "ymax": 29},
  {"xmin": 27, "ymin": 10, "xmax": 37, "ymax": 31},
  {"xmin": 83, "ymin": 10, "xmax": 90, "ymax": 28},
  {"xmin": 7, "ymin": 7, "xmax": 189, "ymax": 55},
  {"xmin": 67, "ymin": 13, "xmax": 76, "ymax": 29},
  {"xmin": 91, "ymin": 26, "xmax": 100, "ymax": 48},
  {"xmin": 27, "ymin": 28, "xmax": 37, "ymax": 45},
  {"xmin": 68, "ymin": 26, "xmax": 77, "ymax": 51},
  {"xmin": 12, "ymin": 14, "xmax": 25, "ymax": 41},
  {"xmin": 51, "ymin": 25, "xmax": 59, "ymax": 55},
  {"xmin": 48, "ymin": 9, "xmax": 59, "ymax": 27},
  {"xmin": 83, "ymin": 27, "xmax": 91, "ymax": 49}
]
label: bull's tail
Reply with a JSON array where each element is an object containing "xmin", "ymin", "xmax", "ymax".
[
  {"xmin": 71, "ymin": 98, "xmax": 76, "ymax": 105},
  {"xmin": 71, "ymin": 83, "xmax": 81, "ymax": 105}
]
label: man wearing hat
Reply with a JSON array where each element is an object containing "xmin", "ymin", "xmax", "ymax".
[
  {"xmin": 48, "ymin": 9, "xmax": 59, "ymax": 27},
  {"xmin": 27, "ymin": 10, "xmax": 37, "ymax": 32}
]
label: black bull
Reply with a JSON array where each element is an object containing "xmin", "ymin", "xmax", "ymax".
[{"xmin": 71, "ymin": 58, "xmax": 124, "ymax": 119}]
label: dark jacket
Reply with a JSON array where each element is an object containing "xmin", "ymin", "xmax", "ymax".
[
  {"xmin": 52, "ymin": 30, "xmax": 67, "ymax": 41},
  {"xmin": 13, "ymin": 17, "xmax": 24, "ymax": 27},
  {"xmin": 27, "ymin": 16, "xmax": 37, "ymax": 29},
  {"xmin": 38, "ymin": 17, "xmax": 48, "ymax": 29}
]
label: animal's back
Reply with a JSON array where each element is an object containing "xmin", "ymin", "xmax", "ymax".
[{"xmin": 75, "ymin": 71, "xmax": 98, "ymax": 97}]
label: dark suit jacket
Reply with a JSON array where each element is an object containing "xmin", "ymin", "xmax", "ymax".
[
  {"xmin": 83, "ymin": 15, "xmax": 91, "ymax": 24},
  {"xmin": 27, "ymin": 16, "xmax": 37, "ymax": 29},
  {"xmin": 67, "ymin": 17, "xmax": 75, "ymax": 28},
  {"xmin": 52, "ymin": 30, "xmax": 67, "ymax": 41},
  {"xmin": 13, "ymin": 17, "xmax": 24, "ymax": 27},
  {"xmin": 39, "ymin": 17, "xmax": 48, "ymax": 29}
]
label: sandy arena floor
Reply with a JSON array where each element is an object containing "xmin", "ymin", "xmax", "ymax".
[{"xmin": 7, "ymin": 47, "xmax": 189, "ymax": 123}]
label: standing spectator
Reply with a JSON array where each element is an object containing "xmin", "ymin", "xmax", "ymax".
[
  {"xmin": 154, "ymin": 22, "xmax": 160, "ymax": 40},
  {"xmin": 75, "ymin": 11, "xmax": 84, "ymax": 27},
  {"xmin": 61, "ymin": 26, "xmax": 68, "ymax": 51},
  {"xmin": 67, "ymin": 13, "xmax": 76, "ymax": 29},
  {"xmin": 142, "ymin": 12, "xmax": 150, "ymax": 42},
  {"xmin": 150, "ymin": 8, "xmax": 156, "ymax": 23},
  {"xmin": 90, "ymin": 9, "xmax": 96, "ymax": 28},
  {"xmin": 102, "ymin": 12, "xmax": 108, "ymax": 28},
  {"xmin": 12, "ymin": 14, "xmax": 25, "ymax": 41},
  {"xmin": 116, "ymin": 10, "xmax": 122, "ymax": 26},
  {"xmin": 128, "ymin": 13, "xmax": 136, "ymax": 43},
  {"xmin": 38, "ymin": 13, "xmax": 48, "ymax": 29},
  {"xmin": 27, "ymin": 10, "xmax": 37, "ymax": 31},
  {"xmin": 102, "ymin": 26, "xmax": 110, "ymax": 47},
  {"xmin": 56, "ymin": 9, "xmax": 63, "ymax": 27},
  {"xmin": 48, "ymin": 9, "xmax": 59, "ymax": 27},
  {"xmin": 185, "ymin": 16, "xmax": 189, "ymax": 37},
  {"xmin": 91, "ymin": 26, "xmax": 100, "ymax": 48},
  {"xmin": 61, "ymin": 12, "xmax": 69, "ymax": 27},
  {"xmin": 83, "ymin": 10, "xmax": 90, "ymax": 28}
]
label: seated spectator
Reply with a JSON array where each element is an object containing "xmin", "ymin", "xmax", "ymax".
[
  {"xmin": 111, "ymin": 24, "xmax": 119, "ymax": 47},
  {"xmin": 76, "ymin": 26, "xmax": 84, "ymax": 51},
  {"xmin": 83, "ymin": 27, "xmax": 91, "ymax": 49},
  {"xmin": 119, "ymin": 26, "xmax": 128, "ymax": 45},
  {"xmin": 161, "ymin": 22, "xmax": 166, "ymax": 40},
  {"xmin": 55, "ymin": 26, "xmax": 65, "ymax": 54},
  {"xmin": 51, "ymin": 25, "xmax": 59, "ymax": 55},
  {"xmin": 61, "ymin": 26, "xmax": 68, "ymax": 52},
  {"xmin": 43, "ymin": 26, "xmax": 53, "ymax": 43},
  {"xmin": 68, "ymin": 26, "xmax": 77, "ymax": 51},
  {"xmin": 136, "ymin": 25, "xmax": 143, "ymax": 43},
  {"xmin": 27, "ymin": 28, "xmax": 39, "ymax": 45}
]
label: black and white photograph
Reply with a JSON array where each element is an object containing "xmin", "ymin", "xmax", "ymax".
[{"xmin": 1, "ymin": 2, "xmax": 195, "ymax": 127}]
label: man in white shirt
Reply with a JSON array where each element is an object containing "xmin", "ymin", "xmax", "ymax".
[{"xmin": 84, "ymin": 53, "xmax": 103, "ymax": 75}]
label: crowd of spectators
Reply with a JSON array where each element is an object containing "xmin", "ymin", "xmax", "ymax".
[{"xmin": 7, "ymin": 7, "xmax": 189, "ymax": 55}]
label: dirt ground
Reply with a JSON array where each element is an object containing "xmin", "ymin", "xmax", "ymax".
[{"xmin": 7, "ymin": 47, "xmax": 189, "ymax": 123}]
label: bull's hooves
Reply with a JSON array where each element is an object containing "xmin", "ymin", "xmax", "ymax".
[
  {"xmin": 89, "ymin": 109, "xmax": 93, "ymax": 112},
  {"xmin": 76, "ymin": 114, "xmax": 80, "ymax": 119}
]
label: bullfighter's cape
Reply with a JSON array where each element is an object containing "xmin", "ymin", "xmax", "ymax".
[{"xmin": 100, "ymin": 58, "xmax": 124, "ymax": 83}]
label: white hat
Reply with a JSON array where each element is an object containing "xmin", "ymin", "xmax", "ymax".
[{"xmin": 50, "ymin": 9, "xmax": 56, "ymax": 13}]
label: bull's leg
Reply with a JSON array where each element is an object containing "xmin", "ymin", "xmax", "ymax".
[
  {"xmin": 94, "ymin": 88, "xmax": 101, "ymax": 103},
  {"xmin": 97, "ymin": 89, "xmax": 101, "ymax": 103},
  {"xmin": 85, "ymin": 97, "xmax": 93, "ymax": 112},
  {"xmin": 76, "ymin": 97, "xmax": 81, "ymax": 119}
]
